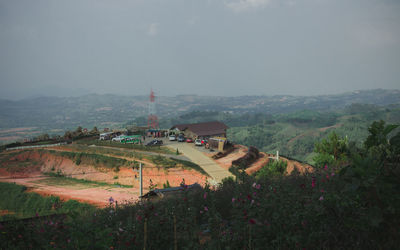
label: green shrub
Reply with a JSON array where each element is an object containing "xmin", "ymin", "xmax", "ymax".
[{"xmin": 255, "ymin": 160, "xmax": 288, "ymax": 179}]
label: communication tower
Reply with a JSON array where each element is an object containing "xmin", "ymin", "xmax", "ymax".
[{"xmin": 147, "ymin": 89, "xmax": 159, "ymax": 129}]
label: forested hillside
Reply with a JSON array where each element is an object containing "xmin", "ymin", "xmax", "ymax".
[{"xmin": 228, "ymin": 104, "xmax": 400, "ymax": 164}]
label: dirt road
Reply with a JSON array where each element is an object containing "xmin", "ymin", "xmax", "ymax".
[{"xmin": 165, "ymin": 142, "xmax": 234, "ymax": 185}]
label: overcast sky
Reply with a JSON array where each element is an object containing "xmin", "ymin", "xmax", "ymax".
[{"xmin": 0, "ymin": 0, "xmax": 399, "ymax": 99}]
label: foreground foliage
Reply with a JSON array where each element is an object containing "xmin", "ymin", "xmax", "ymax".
[{"xmin": 1, "ymin": 161, "xmax": 398, "ymax": 249}]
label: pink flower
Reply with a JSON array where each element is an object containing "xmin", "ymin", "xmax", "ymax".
[
  {"xmin": 331, "ymin": 172, "xmax": 335, "ymax": 176},
  {"xmin": 203, "ymin": 192, "xmax": 207, "ymax": 199},
  {"xmin": 311, "ymin": 177, "xmax": 316, "ymax": 188},
  {"xmin": 204, "ymin": 206, "xmax": 208, "ymax": 212},
  {"xmin": 249, "ymin": 218, "xmax": 256, "ymax": 225},
  {"xmin": 319, "ymin": 196, "xmax": 324, "ymax": 201},
  {"xmin": 324, "ymin": 165, "xmax": 328, "ymax": 170},
  {"xmin": 232, "ymin": 198, "xmax": 235, "ymax": 203}
]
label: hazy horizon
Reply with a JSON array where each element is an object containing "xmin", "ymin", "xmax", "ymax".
[
  {"xmin": 1, "ymin": 88, "xmax": 399, "ymax": 101},
  {"xmin": 1, "ymin": 0, "xmax": 399, "ymax": 99}
]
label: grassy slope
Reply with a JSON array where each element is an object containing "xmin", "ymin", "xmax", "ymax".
[
  {"xmin": 0, "ymin": 182, "xmax": 94, "ymax": 221},
  {"xmin": 75, "ymin": 138, "xmax": 174, "ymax": 154}
]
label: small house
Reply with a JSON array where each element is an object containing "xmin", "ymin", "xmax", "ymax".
[{"xmin": 170, "ymin": 121, "xmax": 229, "ymax": 139}]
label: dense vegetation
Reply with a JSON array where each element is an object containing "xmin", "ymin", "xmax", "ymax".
[
  {"xmin": 228, "ymin": 104, "xmax": 400, "ymax": 164},
  {"xmin": 1, "ymin": 120, "xmax": 399, "ymax": 249}
]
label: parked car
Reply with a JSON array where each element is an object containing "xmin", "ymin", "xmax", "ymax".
[
  {"xmin": 194, "ymin": 139, "xmax": 202, "ymax": 146},
  {"xmin": 186, "ymin": 138, "xmax": 193, "ymax": 143},
  {"xmin": 177, "ymin": 135, "xmax": 185, "ymax": 142},
  {"xmin": 146, "ymin": 139, "xmax": 163, "ymax": 146},
  {"xmin": 169, "ymin": 135, "xmax": 176, "ymax": 141},
  {"xmin": 112, "ymin": 136, "xmax": 124, "ymax": 142}
]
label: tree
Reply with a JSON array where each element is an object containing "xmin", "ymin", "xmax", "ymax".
[
  {"xmin": 255, "ymin": 159, "xmax": 288, "ymax": 179},
  {"xmin": 364, "ymin": 120, "xmax": 399, "ymax": 164},
  {"xmin": 64, "ymin": 130, "xmax": 73, "ymax": 140},
  {"xmin": 37, "ymin": 133, "xmax": 50, "ymax": 141},
  {"xmin": 313, "ymin": 132, "xmax": 349, "ymax": 168},
  {"xmin": 90, "ymin": 126, "xmax": 99, "ymax": 135}
]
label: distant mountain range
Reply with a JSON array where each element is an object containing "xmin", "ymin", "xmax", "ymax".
[{"xmin": 0, "ymin": 89, "xmax": 399, "ymax": 132}]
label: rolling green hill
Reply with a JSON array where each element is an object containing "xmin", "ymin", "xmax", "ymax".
[{"xmin": 227, "ymin": 104, "xmax": 400, "ymax": 164}]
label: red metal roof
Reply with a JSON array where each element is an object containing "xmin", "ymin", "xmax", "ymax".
[{"xmin": 171, "ymin": 121, "xmax": 228, "ymax": 136}]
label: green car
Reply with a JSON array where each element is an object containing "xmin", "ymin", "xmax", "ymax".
[{"xmin": 121, "ymin": 135, "xmax": 142, "ymax": 144}]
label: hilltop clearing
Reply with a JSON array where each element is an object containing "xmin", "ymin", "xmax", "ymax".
[{"xmin": 0, "ymin": 145, "xmax": 208, "ymax": 206}]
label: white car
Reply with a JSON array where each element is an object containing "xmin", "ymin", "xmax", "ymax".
[
  {"xmin": 169, "ymin": 135, "xmax": 176, "ymax": 141},
  {"xmin": 194, "ymin": 139, "xmax": 202, "ymax": 146},
  {"xmin": 112, "ymin": 136, "xmax": 124, "ymax": 142}
]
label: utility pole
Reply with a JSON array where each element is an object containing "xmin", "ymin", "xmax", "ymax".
[
  {"xmin": 133, "ymin": 162, "xmax": 143, "ymax": 198},
  {"xmin": 139, "ymin": 162, "xmax": 143, "ymax": 198}
]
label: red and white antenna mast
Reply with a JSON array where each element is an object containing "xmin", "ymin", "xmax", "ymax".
[{"xmin": 147, "ymin": 89, "xmax": 159, "ymax": 129}]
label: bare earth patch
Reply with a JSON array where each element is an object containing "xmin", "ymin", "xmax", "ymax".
[
  {"xmin": 0, "ymin": 136, "xmax": 22, "ymax": 141},
  {"xmin": 0, "ymin": 127, "xmax": 37, "ymax": 134},
  {"xmin": 0, "ymin": 148, "xmax": 208, "ymax": 207},
  {"xmin": 245, "ymin": 153, "xmax": 269, "ymax": 175},
  {"xmin": 0, "ymin": 176, "xmax": 139, "ymax": 207},
  {"xmin": 214, "ymin": 145, "xmax": 247, "ymax": 170},
  {"xmin": 0, "ymin": 209, "xmax": 15, "ymax": 216}
]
